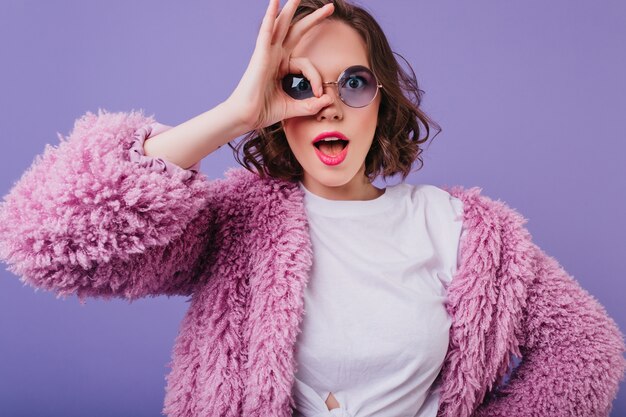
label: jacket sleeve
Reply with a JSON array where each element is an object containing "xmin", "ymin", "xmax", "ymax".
[
  {"xmin": 472, "ymin": 205, "xmax": 626, "ymax": 416},
  {"xmin": 0, "ymin": 109, "xmax": 220, "ymax": 304}
]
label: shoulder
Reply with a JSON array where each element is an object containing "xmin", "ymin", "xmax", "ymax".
[
  {"xmin": 440, "ymin": 185, "xmax": 536, "ymax": 265},
  {"xmin": 207, "ymin": 166, "xmax": 304, "ymax": 222},
  {"xmin": 395, "ymin": 182, "xmax": 457, "ymax": 201},
  {"xmin": 396, "ymin": 183, "xmax": 464, "ymax": 220},
  {"xmin": 441, "ymin": 185, "xmax": 530, "ymax": 233},
  {"xmin": 216, "ymin": 167, "xmax": 301, "ymax": 204}
]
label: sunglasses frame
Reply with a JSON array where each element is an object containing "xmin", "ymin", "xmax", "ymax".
[{"xmin": 283, "ymin": 65, "xmax": 384, "ymax": 108}]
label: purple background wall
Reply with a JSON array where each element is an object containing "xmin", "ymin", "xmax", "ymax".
[{"xmin": 1, "ymin": 0, "xmax": 624, "ymax": 415}]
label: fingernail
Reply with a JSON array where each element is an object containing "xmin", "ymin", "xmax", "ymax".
[{"xmin": 318, "ymin": 86, "xmax": 323, "ymax": 97}]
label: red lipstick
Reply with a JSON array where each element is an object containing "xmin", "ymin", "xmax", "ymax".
[
  {"xmin": 312, "ymin": 131, "xmax": 350, "ymax": 144},
  {"xmin": 312, "ymin": 131, "xmax": 350, "ymax": 166}
]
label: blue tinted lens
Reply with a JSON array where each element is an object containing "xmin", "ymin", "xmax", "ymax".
[{"xmin": 338, "ymin": 66, "xmax": 378, "ymax": 108}]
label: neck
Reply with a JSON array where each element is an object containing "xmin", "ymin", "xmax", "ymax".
[{"xmin": 300, "ymin": 173, "xmax": 384, "ymax": 201}]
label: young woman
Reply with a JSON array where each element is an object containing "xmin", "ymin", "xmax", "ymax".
[{"xmin": 0, "ymin": 0, "xmax": 624, "ymax": 416}]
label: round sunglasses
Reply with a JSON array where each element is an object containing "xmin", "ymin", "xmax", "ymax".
[{"xmin": 281, "ymin": 65, "xmax": 383, "ymax": 108}]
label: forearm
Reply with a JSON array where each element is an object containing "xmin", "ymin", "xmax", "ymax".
[
  {"xmin": 143, "ymin": 99, "xmax": 250, "ymax": 170},
  {"xmin": 0, "ymin": 110, "xmax": 217, "ymax": 302}
]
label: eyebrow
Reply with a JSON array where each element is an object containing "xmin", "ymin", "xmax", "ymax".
[{"xmin": 287, "ymin": 63, "xmax": 372, "ymax": 78}]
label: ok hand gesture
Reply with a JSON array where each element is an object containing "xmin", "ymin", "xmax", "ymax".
[{"xmin": 227, "ymin": 0, "xmax": 335, "ymax": 132}]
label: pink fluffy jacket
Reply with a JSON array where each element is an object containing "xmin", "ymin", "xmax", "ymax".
[{"xmin": 0, "ymin": 109, "xmax": 625, "ymax": 417}]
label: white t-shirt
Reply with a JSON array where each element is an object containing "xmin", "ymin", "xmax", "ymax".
[{"xmin": 292, "ymin": 181, "xmax": 465, "ymax": 417}]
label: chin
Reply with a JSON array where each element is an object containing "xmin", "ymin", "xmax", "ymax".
[
  {"xmin": 311, "ymin": 167, "xmax": 359, "ymax": 187},
  {"xmin": 319, "ymin": 178, "xmax": 350, "ymax": 188}
]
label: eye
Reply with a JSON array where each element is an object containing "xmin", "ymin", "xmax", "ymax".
[
  {"xmin": 282, "ymin": 74, "xmax": 314, "ymax": 99},
  {"xmin": 293, "ymin": 76, "xmax": 311, "ymax": 92},
  {"xmin": 342, "ymin": 74, "xmax": 367, "ymax": 90}
]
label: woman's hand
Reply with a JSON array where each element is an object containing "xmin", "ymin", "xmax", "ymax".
[{"xmin": 226, "ymin": 0, "xmax": 335, "ymax": 132}]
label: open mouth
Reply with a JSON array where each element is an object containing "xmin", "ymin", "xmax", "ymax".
[{"xmin": 314, "ymin": 139, "xmax": 349, "ymax": 157}]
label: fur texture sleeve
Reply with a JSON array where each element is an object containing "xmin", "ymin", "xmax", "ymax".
[
  {"xmin": 472, "ymin": 201, "xmax": 626, "ymax": 417},
  {"xmin": 0, "ymin": 109, "xmax": 218, "ymax": 303}
]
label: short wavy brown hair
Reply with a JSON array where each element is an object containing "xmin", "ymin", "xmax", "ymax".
[{"xmin": 229, "ymin": 0, "xmax": 441, "ymax": 183}]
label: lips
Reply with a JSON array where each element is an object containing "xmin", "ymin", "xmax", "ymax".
[
  {"xmin": 314, "ymin": 143, "xmax": 349, "ymax": 166},
  {"xmin": 312, "ymin": 131, "xmax": 350, "ymax": 145},
  {"xmin": 312, "ymin": 131, "xmax": 350, "ymax": 154},
  {"xmin": 312, "ymin": 131, "xmax": 350, "ymax": 166}
]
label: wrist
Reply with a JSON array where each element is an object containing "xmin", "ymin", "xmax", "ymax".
[{"xmin": 221, "ymin": 97, "xmax": 256, "ymax": 136}]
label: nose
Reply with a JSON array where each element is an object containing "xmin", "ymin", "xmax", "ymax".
[{"xmin": 316, "ymin": 83, "xmax": 343, "ymax": 121}]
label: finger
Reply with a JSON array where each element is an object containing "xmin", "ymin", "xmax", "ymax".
[
  {"xmin": 284, "ymin": 94, "xmax": 333, "ymax": 120},
  {"xmin": 271, "ymin": 0, "xmax": 301, "ymax": 46},
  {"xmin": 257, "ymin": 0, "xmax": 280, "ymax": 48},
  {"xmin": 283, "ymin": 57, "xmax": 324, "ymax": 98},
  {"xmin": 283, "ymin": 3, "xmax": 334, "ymax": 52}
]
